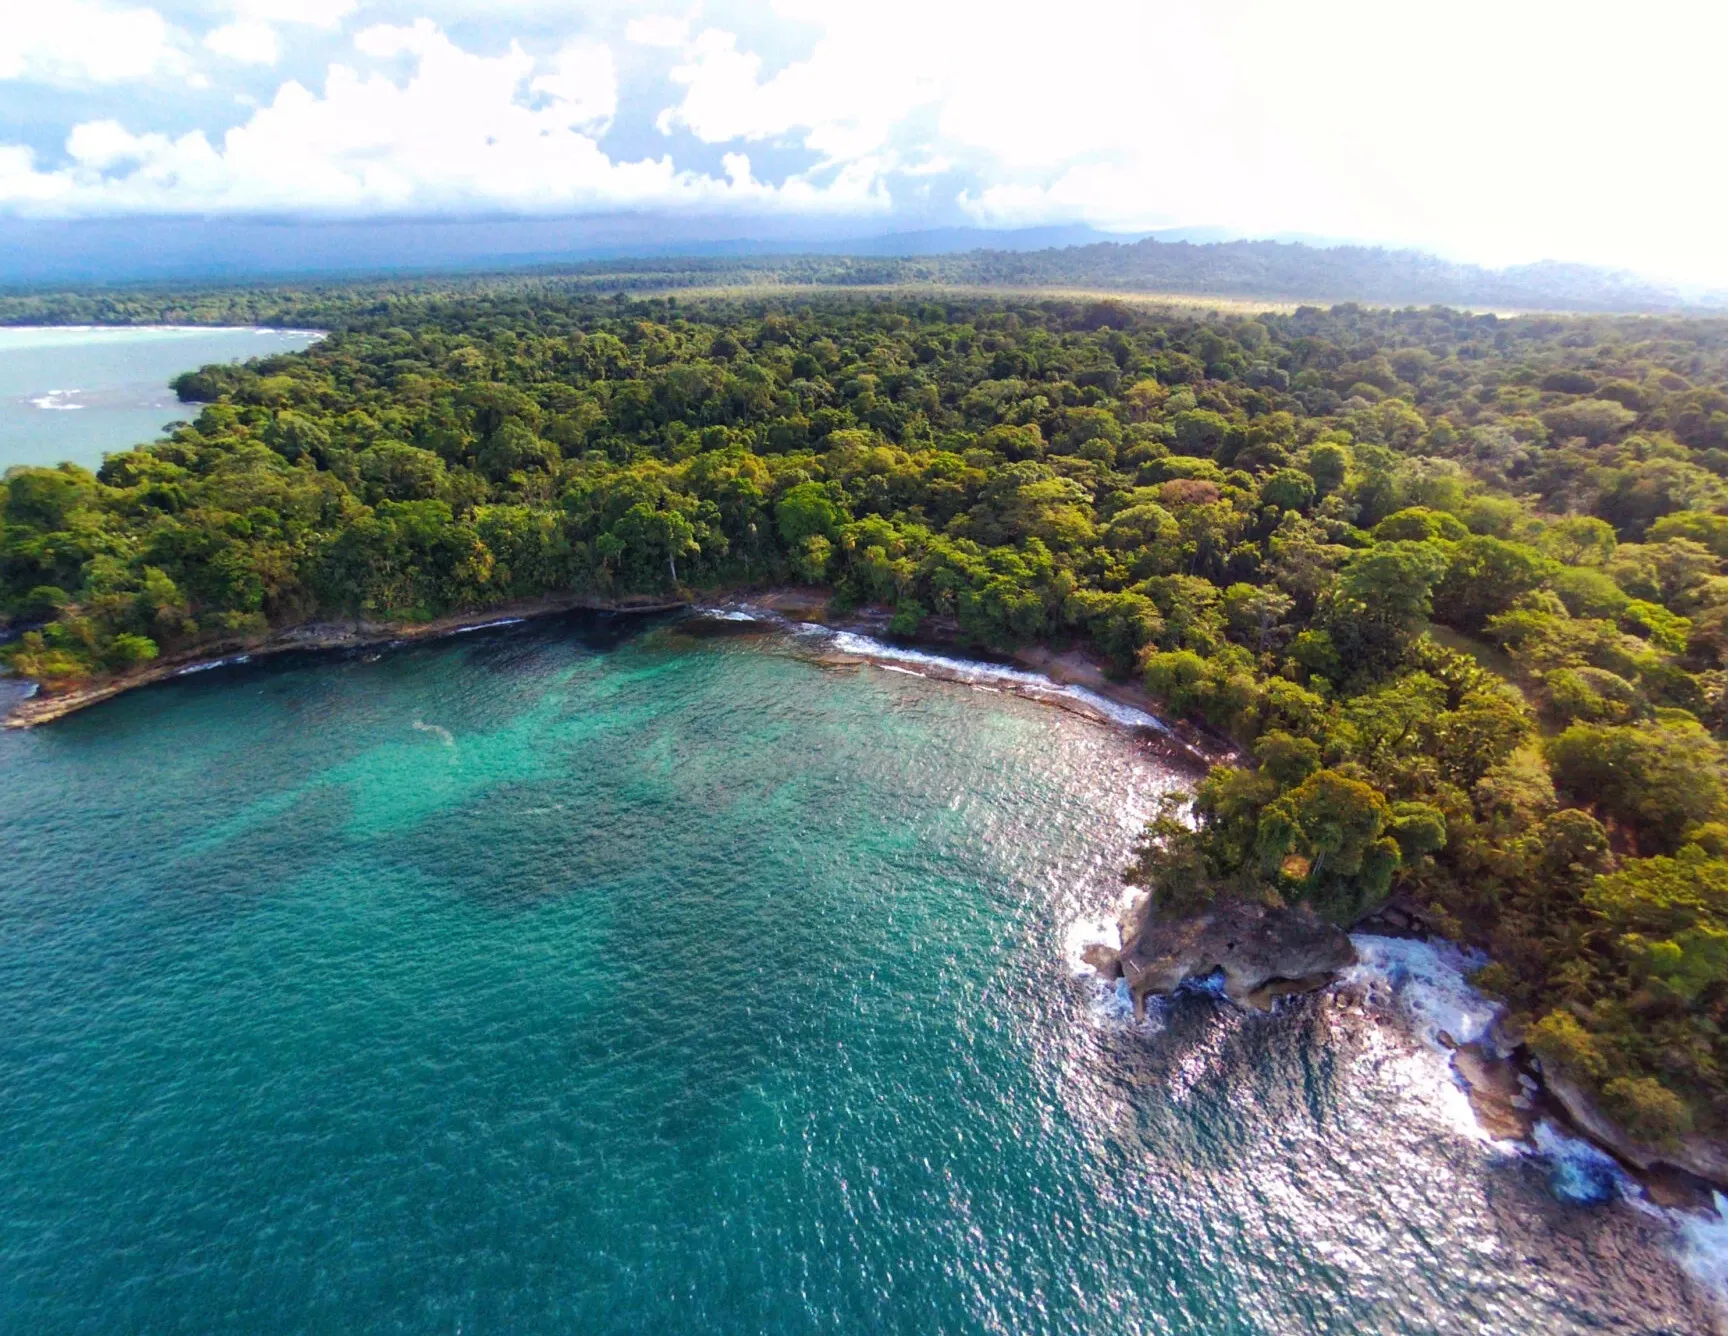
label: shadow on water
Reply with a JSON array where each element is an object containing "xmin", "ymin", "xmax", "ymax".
[{"xmin": 169, "ymin": 785, "xmax": 358, "ymax": 904}]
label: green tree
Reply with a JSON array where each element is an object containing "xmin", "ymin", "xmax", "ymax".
[
  {"xmin": 1255, "ymin": 769, "xmax": 1401, "ymax": 920},
  {"xmin": 1547, "ymin": 721, "xmax": 1728, "ymax": 851},
  {"xmin": 1325, "ymin": 541, "xmax": 1448, "ymax": 673}
]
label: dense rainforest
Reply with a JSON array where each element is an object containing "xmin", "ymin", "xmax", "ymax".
[{"xmin": 6, "ymin": 287, "xmax": 1728, "ymax": 1149}]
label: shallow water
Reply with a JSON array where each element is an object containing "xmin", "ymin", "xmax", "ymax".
[
  {"xmin": 0, "ymin": 325, "xmax": 321, "ymax": 471},
  {"xmin": 0, "ymin": 615, "xmax": 1715, "ymax": 1334}
]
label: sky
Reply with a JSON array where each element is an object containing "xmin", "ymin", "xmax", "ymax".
[{"xmin": 1, "ymin": 0, "xmax": 1723, "ymax": 286}]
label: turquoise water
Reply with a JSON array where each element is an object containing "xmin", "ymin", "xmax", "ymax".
[
  {"xmin": 0, "ymin": 616, "xmax": 1711, "ymax": 1334},
  {"xmin": 0, "ymin": 326, "xmax": 321, "ymax": 471}
]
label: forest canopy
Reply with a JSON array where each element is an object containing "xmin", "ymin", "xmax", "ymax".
[{"xmin": 6, "ymin": 285, "xmax": 1728, "ymax": 1144}]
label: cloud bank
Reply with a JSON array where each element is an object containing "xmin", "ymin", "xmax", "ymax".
[{"xmin": 0, "ymin": 0, "xmax": 1723, "ymax": 285}]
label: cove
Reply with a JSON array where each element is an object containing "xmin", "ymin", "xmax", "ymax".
[
  {"xmin": 0, "ymin": 325, "xmax": 321, "ymax": 472},
  {"xmin": 0, "ymin": 613, "xmax": 1714, "ymax": 1334}
]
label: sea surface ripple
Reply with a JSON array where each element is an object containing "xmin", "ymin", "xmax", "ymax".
[{"xmin": 0, "ymin": 614, "xmax": 1715, "ymax": 1334}]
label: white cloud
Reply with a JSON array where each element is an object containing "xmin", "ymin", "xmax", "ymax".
[
  {"xmin": 528, "ymin": 40, "xmax": 617, "ymax": 130},
  {"xmin": 1, "ymin": 0, "xmax": 1725, "ymax": 283},
  {"xmin": 205, "ymin": 20, "xmax": 279, "ymax": 65},
  {"xmin": 658, "ymin": 23, "xmax": 932, "ymax": 165},
  {"xmin": 0, "ymin": 2, "xmax": 182, "ymax": 83},
  {"xmin": 0, "ymin": 20, "xmax": 880, "ymax": 218},
  {"xmin": 202, "ymin": 0, "xmax": 356, "ymax": 68},
  {"xmin": 648, "ymin": 0, "xmax": 1728, "ymax": 284},
  {"xmin": 229, "ymin": 0, "xmax": 356, "ymax": 28},
  {"xmin": 624, "ymin": 14, "xmax": 691, "ymax": 49}
]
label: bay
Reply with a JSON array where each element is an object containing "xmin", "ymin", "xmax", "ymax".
[
  {"xmin": 0, "ymin": 325, "xmax": 321, "ymax": 472},
  {"xmin": 0, "ymin": 614, "xmax": 1716, "ymax": 1334}
]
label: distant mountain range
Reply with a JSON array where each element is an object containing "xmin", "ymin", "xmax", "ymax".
[
  {"xmin": 0, "ymin": 214, "xmax": 1719, "ymax": 314},
  {"xmin": 0, "ymin": 216, "xmax": 1153, "ymax": 284}
]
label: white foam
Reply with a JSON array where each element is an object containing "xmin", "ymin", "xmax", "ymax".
[
  {"xmin": 694, "ymin": 607, "xmax": 762, "ymax": 623},
  {"xmin": 1062, "ymin": 907, "xmax": 1169, "ymax": 1030},
  {"xmin": 1343, "ymin": 934, "xmax": 1500, "ymax": 1052},
  {"xmin": 1338, "ymin": 934, "xmax": 1505, "ymax": 1143},
  {"xmin": 1063, "ymin": 913, "xmax": 1121, "ymax": 978},
  {"xmin": 827, "ymin": 630, "xmax": 1172, "ymax": 733},
  {"xmin": 451, "ymin": 616, "xmax": 527, "ymax": 634},
  {"xmin": 1530, "ymin": 1119, "xmax": 1625, "ymax": 1203},
  {"xmin": 412, "ymin": 719, "xmax": 455, "ymax": 747},
  {"xmin": 174, "ymin": 653, "xmax": 252, "ymax": 676},
  {"xmin": 30, "ymin": 389, "xmax": 85, "ymax": 411},
  {"xmin": 1675, "ymin": 1193, "xmax": 1728, "ymax": 1307}
]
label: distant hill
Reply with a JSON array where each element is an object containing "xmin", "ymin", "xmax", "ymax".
[
  {"xmin": 533, "ymin": 241, "xmax": 1718, "ymax": 314},
  {"xmin": 0, "ymin": 214, "xmax": 1717, "ymax": 315},
  {"xmin": 0, "ymin": 216, "xmax": 1147, "ymax": 285},
  {"xmin": 935, "ymin": 240, "xmax": 1712, "ymax": 312}
]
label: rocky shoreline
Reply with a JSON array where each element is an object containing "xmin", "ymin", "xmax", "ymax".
[
  {"xmin": 1080, "ymin": 885, "xmax": 1728, "ymax": 1210},
  {"xmin": 1, "ymin": 592, "xmax": 690, "ymax": 729},
  {"xmin": 1081, "ymin": 895, "xmax": 1354, "ymax": 1015},
  {"xmin": 2, "ymin": 587, "xmax": 1210, "ymax": 749}
]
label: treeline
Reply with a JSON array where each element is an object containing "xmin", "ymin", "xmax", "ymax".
[
  {"xmin": 944, "ymin": 242, "xmax": 1711, "ymax": 313},
  {"xmin": 6, "ymin": 289, "xmax": 1728, "ymax": 1146},
  {"xmin": 2, "ymin": 238, "xmax": 1715, "ymax": 326},
  {"xmin": 524, "ymin": 243, "xmax": 1705, "ymax": 313}
]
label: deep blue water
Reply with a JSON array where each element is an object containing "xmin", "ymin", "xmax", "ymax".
[{"xmin": 0, "ymin": 616, "xmax": 1712, "ymax": 1334}]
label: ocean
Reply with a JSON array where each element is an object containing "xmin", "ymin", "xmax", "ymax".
[
  {"xmin": 0, "ymin": 325, "xmax": 321, "ymax": 472},
  {"xmin": 0, "ymin": 612, "xmax": 1718, "ymax": 1334}
]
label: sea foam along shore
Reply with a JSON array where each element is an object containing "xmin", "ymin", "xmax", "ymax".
[
  {"xmin": 1341, "ymin": 936, "xmax": 1728, "ymax": 1307},
  {"xmin": 4, "ymin": 590, "xmax": 1208, "ymax": 751},
  {"xmin": 823, "ymin": 629, "xmax": 1174, "ymax": 732},
  {"xmin": 1073, "ymin": 922, "xmax": 1728, "ymax": 1312},
  {"xmin": 684, "ymin": 600, "xmax": 1208, "ymax": 757},
  {"xmin": 694, "ymin": 598, "xmax": 1195, "ymax": 736}
]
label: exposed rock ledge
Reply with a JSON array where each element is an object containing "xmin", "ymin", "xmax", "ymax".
[
  {"xmin": 3, "ymin": 593, "xmax": 690, "ymax": 729},
  {"xmin": 1084, "ymin": 895, "xmax": 1357, "ymax": 1016},
  {"xmin": 1545, "ymin": 1071, "xmax": 1728, "ymax": 1193}
]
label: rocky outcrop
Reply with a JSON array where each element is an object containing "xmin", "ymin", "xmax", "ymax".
[
  {"xmin": 1351, "ymin": 895, "xmax": 1440, "ymax": 940},
  {"xmin": 1450, "ymin": 1042, "xmax": 1538, "ymax": 1142},
  {"xmin": 1546, "ymin": 1071, "xmax": 1728, "ymax": 1192},
  {"xmin": 1099, "ymin": 895, "xmax": 1357, "ymax": 1016}
]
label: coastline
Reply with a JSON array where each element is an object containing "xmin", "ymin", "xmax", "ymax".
[
  {"xmin": 10, "ymin": 579, "xmax": 1728, "ymax": 1312},
  {"xmin": 1, "ymin": 592, "xmax": 689, "ymax": 729},
  {"xmin": 3, "ymin": 588, "xmax": 1219, "ymax": 767},
  {"xmin": 7, "ymin": 585, "xmax": 1713, "ymax": 1188}
]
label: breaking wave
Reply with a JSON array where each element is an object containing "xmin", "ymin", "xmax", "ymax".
[{"xmin": 825, "ymin": 630, "xmax": 1171, "ymax": 733}]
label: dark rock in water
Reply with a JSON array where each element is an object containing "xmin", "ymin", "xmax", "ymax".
[
  {"xmin": 1642, "ymin": 1164, "xmax": 1720, "ymax": 1213},
  {"xmin": 677, "ymin": 614, "xmax": 772, "ymax": 638},
  {"xmin": 1241, "ymin": 972, "xmax": 1335, "ymax": 1010},
  {"xmin": 1116, "ymin": 896, "xmax": 1356, "ymax": 1016},
  {"xmin": 1351, "ymin": 895, "xmax": 1437, "ymax": 940}
]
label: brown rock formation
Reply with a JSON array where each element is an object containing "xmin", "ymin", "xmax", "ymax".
[{"xmin": 1109, "ymin": 895, "xmax": 1357, "ymax": 1016}]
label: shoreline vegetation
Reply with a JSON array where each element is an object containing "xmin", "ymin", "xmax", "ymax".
[
  {"xmin": 1, "ymin": 586, "xmax": 1229, "ymax": 768},
  {"xmin": 1, "ymin": 591, "xmax": 683, "ymax": 729},
  {"xmin": 6, "ymin": 281, "xmax": 1728, "ymax": 1203}
]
